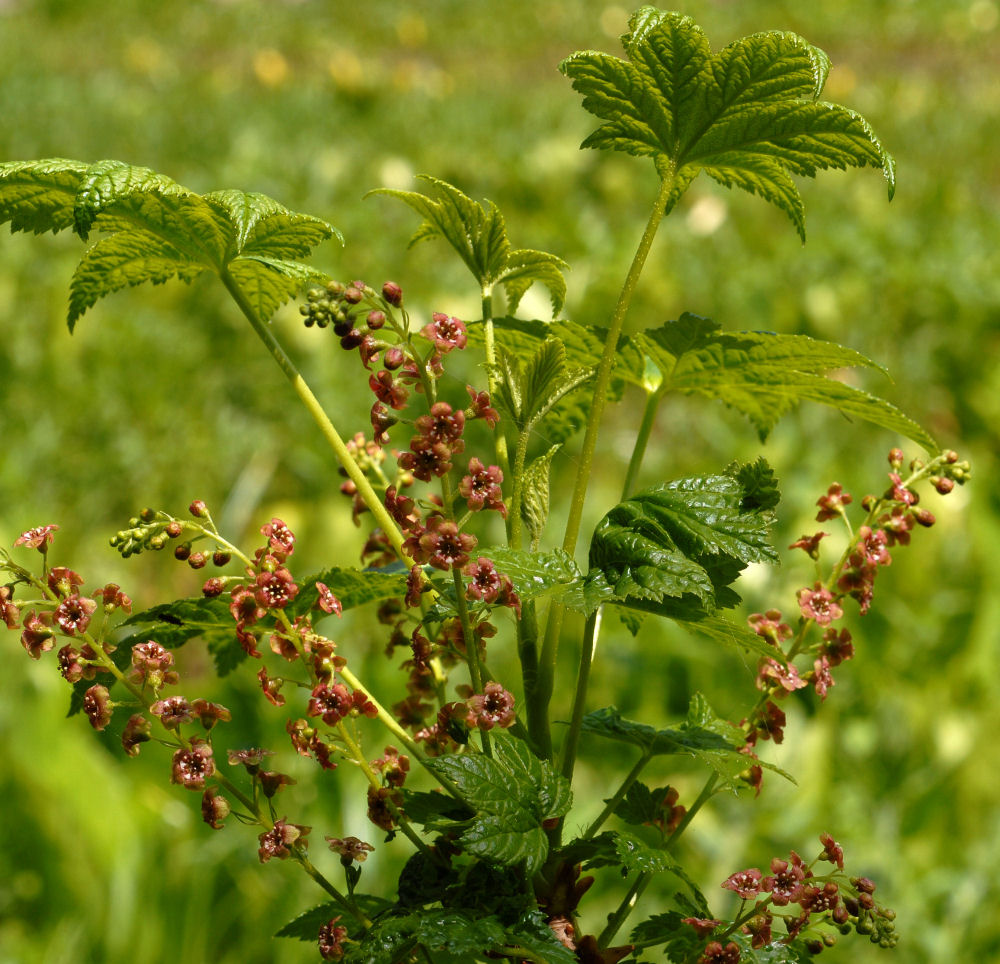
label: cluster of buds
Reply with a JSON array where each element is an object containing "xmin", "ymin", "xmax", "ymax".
[{"xmin": 698, "ymin": 834, "xmax": 897, "ymax": 959}]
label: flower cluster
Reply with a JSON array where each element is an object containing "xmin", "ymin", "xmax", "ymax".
[
  {"xmin": 739, "ymin": 449, "xmax": 969, "ymax": 777},
  {"xmin": 711, "ymin": 835, "xmax": 897, "ymax": 957}
]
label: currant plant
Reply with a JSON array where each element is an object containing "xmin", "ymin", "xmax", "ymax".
[{"xmin": 0, "ymin": 8, "xmax": 969, "ymax": 963}]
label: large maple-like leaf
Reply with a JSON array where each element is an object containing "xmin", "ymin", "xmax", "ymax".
[{"xmin": 560, "ymin": 7, "xmax": 894, "ymax": 239}]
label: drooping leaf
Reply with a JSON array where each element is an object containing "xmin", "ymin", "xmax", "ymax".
[
  {"xmin": 369, "ymin": 176, "xmax": 567, "ymax": 314},
  {"xmin": 587, "ymin": 465, "xmax": 778, "ymax": 616},
  {"xmin": 561, "ymin": 8, "xmax": 895, "ymax": 239},
  {"xmin": 288, "ymin": 566, "xmax": 410, "ymax": 618},
  {"xmin": 118, "ymin": 596, "xmax": 246, "ymax": 676},
  {"xmin": 423, "ymin": 732, "xmax": 572, "ymax": 874},
  {"xmin": 0, "ymin": 157, "xmax": 340, "ymax": 329},
  {"xmin": 275, "ymin": 895, "xmax": 393, "ymax": 941},
  {"xmin": 632, "ymin": 314, "xmax": 937, "ymax": 448},
  {"xmin": 613, "ymin": 780, "xmax": 680, "ymax": 827},
  {"xmin": 581, "ymin": 699, "xmax": 793, "ymax": 789},
  {"xmin": 67, "ymin": 229, "xmax": 206, "ymax": 327}
]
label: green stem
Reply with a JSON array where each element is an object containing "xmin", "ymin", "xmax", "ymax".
[
  {"xmin": 533, "ymin": 172, "xmax": 676, "ymax": 761},
  {"xmin": 581, "ymin": 751, "xmax": 652, "ymax": 841},
  {"xmin": 621, "ymin": 389, "xmax": 663, "ymax": 498},
  {"xmin": 559, "ymin": 608, "xmax": 601, "ymax": 784},
  {"xmin": 218, "ymin": 267, "xmax": 409, "ymax": 563},
  {"xmin": 295, "ymin": 852, "xmax": 370, "ymax": 927},
  {"xmin": 597, "ymin": 771, "xmax": 719, "ymax": 949}
]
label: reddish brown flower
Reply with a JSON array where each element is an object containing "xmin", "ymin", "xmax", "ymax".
[
  {"xmin": 722, "ymin": 868, "xmax": 763, "ymax": 899},
  {"xmin": 83, "ymin": 684, "xmax": 113, "ymax": 731},
  {"xmin": 121, "ymin": 713, "xmax": 152, "ymax": 757},
  {"xmin": 325, "ymin": 836, "xmax": 375, "ymax": 864},
  {"xmin": 815, "ymin": 483, "xmax": 852, "ymax": 522},
  {"xmin": 466, "ymin": 682, "xmax": 516, "ymax": 730},
  {"xmin": 55, "ymin": 594, "xmax": 97, "ymax": 636},
  {"xmin": 201, "ymin": 787, "xmax": 230, "ymax": 830},
  {"xmin": 261, "ymin": 518, "xmax": 296, "ymax": 558},
  {"xmin": 418, "ymin": 517, "xmax": 477, "ymax": 571},
  {"xmin": 315, "ymin": 582, "xmax": 343, "ymax": 616},
  {"xmin": 319, "ymin": 917, "xmax": 348, "ymax": 961},
  {"xmin": 466, "ymin": 385, "xmax": 500, "ymax": 427},
  {"xmin": 420, "ymin": 313, "xmax": 467, "ymax": 352},
  {"xmin": 47, "ymin": 567, "xmax": 84, "ymax": 599},
  {"xmin": 458, "ymin": 458, "xmax": 506, "ymax": 515},
  {"xmin": 190, "ymin": 699, "xmax": 232, "ymax": 730},
  {"xmin": 20, "ymin": 610, "xmax": 55, "ymax": 659},
  {"xmin": 171, "ymin": 740, "xmax": 215, "ymax": 790},
  {"xmin": 308, "ymin": 683, "xmax": 353, "ymax": 725},
  {"xmin": 258, "ymin": 818, "xmax": 310, "ymax": 862}
]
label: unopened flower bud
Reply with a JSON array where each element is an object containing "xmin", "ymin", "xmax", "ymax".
[
  {"xmin": 932, "ymin": 476, "xmax": 954, "ymax": 495},
  {"xmin": 913, "ymin": 508, "xmax": 936, "ymax": 527},
  {"xmin": 382, "ymin": 281, "xmax": 402, "ymax": 306},
  {"xmin": 343, "ymin": 286, "xmax": 363, "ymax": 304},
  {"xmin": 887, "ymin": 448, "xmax": 904, "ymax": 470},
  {"xmin": 166, "ymin": 521, "xmax": 183, "ymax": 538},
  {"xmin": 189, "ymin": 500, "xmax": 209, "ymax": 518},
  {"xmin": 340, "ymin": 329, "xmax": 364, "ymax": 350},
  {"xmin": 944, "ymin": 450, "xmax": 959, "ymax": 464},
  {"xmin": 140, "ymin": 507, "xmax": 156, "ymax": 522},
  {"xmin": 366, "ymin": 310, "xmax": 386, "ymax": 330},
  {"xmin": 212, "ymin": 550, "xmax": 231, "ymax": 567},
  {"xmin": 326, "ymin": 280, "xmax": 345, "ymax": 297},
  {"xmin": 174, "ymin": 543, "xmax": 192, "ymax": 561},
  {"xmin": 188, "ymin": 551, "xmax": 207, "ymax": 569}
]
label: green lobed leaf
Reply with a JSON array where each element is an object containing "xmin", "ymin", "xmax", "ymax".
[
  {"xmin": 423, "ymin": 732, "xmax": 572, "ymax": 874},
  {"xmin": 67, "ymin": 229, "xmax": 206, "ymax": 328},
  {"xmin": 1, "ymin": 156, "xmax": 341, "ymax": 328},
  {"xmin": 631, "ymin": 314, "xmax": 936, "ymax": 448},
  {"xmin": 613, "ymin": 780, "xmax": 678, "ymax": 827},
  {"xmin": 587, "ymin": 465, "xmax": 778, "ymax": 616},
  {"xmin": 0, "ymin": 157, "xmax": 88, "ymax": 234},
  {"xmin": 505, "ymin": 912, "xmax": 579, "ymax": 963},
  {"xmin": 581, "ymin": 699, "xmax": 792, "ymax": 789},
  {"xmin": 369, "ymin": 176, "xmax": 567, "ymax": 314},
  {"xmin": 477, "ymin": 546, "xmax": 582, "ymax": 604},
  {"xmin": 561, "ymin": 8, "xmax": 895, "ymax": 239},
  {"xmin": 288, "ymin": 566, "xmax": 410, "ymax": 618}
]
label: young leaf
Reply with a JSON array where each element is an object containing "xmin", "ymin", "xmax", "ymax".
[
  {"xmin": 424, "ymin": 732, "xmax": 572, "ymax": 874},
  {"xmin": 561, "ymin": 8, "xmax": 894, "ymax": 239},
  {"xmin": 632, "ymin": 314, "xmax": 937, "ymax": 449},
  {"xmin": 520, "ymin": 444, "xmax": 561, "ymax": 548},
  {"xmin": 588, "ymin": 466, "xmax": 778, "ymax": 616},
  {"xmin": 369, "ymin": 176, "xmax": 567, "ymax": 314}
]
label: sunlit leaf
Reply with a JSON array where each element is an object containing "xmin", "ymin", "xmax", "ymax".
[{"xmin": 561, "ymin": 8, "xmax": 894, "ymax": 238}]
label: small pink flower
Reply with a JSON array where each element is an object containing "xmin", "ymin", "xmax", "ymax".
[
  {"xmin": 55, "ymin": 594, "xmax": 97, "ymax": 636},
  {"xmin": 464, "ymin": 557, "xmax": 503, "ymax": 604},
  {"xmin": 14, "ymin": 524, "xmax": 59, "ymax": 551},
  {"xmin": 815, "ymin": 483, "xmax": 852, "ymax": 522},
  {"xmin": 722, "ymin": 867, "xmax": 763, "ymax": 899},
  {"xmin": 466, "ymin": 385, "xmax": 500, "ymax": 427},
  {"xmin": 420, "ymin": 313, "xmax": 467, "ymax": 353},
  {"xmin": 121, "ymin": 713, "xmax": 152, "ymax": 757},
  {"xmin": 797, "ymin": 582, "xmax": 843, "ymax": 626},
  {"xmin": 47, "ymin": 567, "xmax": 84, "ymax": 599},
  {"xmin": 458, "ymin": 458, "xmax": 506, "ymax": 516},
  {"xmin": 319, "ymin": 917, "xmax": 348, "ymax": 961},
  {"xmin": 821, "ymin": 627, "xmax": 854, "ymax": 665},
  {"xmin": 20, "ymin": 610, "xmax": 55, "ymax": 659},
  {"xmin": 261, "ymin": 517, "xmax": 296, "ymax": 557},
  {"xmin": 820, "ymin": 832, "xmax": 844, "ymax": 870},
  {"xmin": 308, "ymin": 683, "xmax": 353, "ymax": 725},
  {"xmin": 762, "ymin": 857, "xmax": 807, "ymax": 906},
  {"xmin": 254, "ymin": 568, "xmax": 299, "ymax": 609},
  {"xmin": 812, "ymin": 656, "xmax": 835, "ymax": 701},
  {"xmin": 682, "ymin": 918, "xmax": 721, "ymax": 938},
  {"xmin": 747, "ymin": 610, "xmax": 791, "ymax": 645},
  {"xmin": 326, "ymin": 836, "xmax": 375, "ymax": 864},
  {"xmin": 756, "ymin": 658, "xmax": 806, "ymax": 693},
  {"xmin": 202, "ymin": 788, "xmax": 230, "ymax": 830},
  {"xmin": 315, "ymin": 582, "xmax": 343, "ymax": 616},
  {"xmin": 151, "ymin": 696, "xmax": 194, "ymax": 730},
  {"xmin": 788, "ymin": 531, "xmax": 828, "ymax": 558},
  {"xmin": 857, "ymin": 525, "xmax": 892, "ymax": 566}
]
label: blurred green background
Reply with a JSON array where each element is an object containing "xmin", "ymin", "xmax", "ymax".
[{"xmin": 1, "ymin": 0, "xmax": 997, "ymax": 961}]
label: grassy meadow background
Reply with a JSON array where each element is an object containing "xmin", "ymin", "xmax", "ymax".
[{"xmin": 1, "ymin": 0, "xmax": 997, "ymax": 961}]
